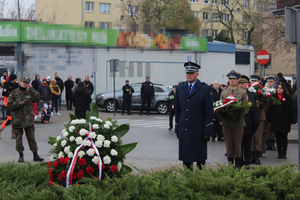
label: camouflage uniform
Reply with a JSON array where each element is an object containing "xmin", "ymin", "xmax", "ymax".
[{"xmin": 7, "ymin": 83, "xmax": 40, "ymax": 152}]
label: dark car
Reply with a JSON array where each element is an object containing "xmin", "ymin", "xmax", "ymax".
[{"xmin": 96, "ymin": 83, "xmax": 171, "ymax": 114}]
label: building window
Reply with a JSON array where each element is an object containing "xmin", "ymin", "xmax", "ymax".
[
  {"xmin": 243, "ymin": 0, "xmax": 249, "ymax": 8},
  {"xmin": 243, "ymin": 31, "xmax": 248, "ymax": 39},
  {"xmin": 85, "ymin": 21, "xmax": 94, "ymax": 27},
  {"xmin": 243, "ymin": 15, "xmax": 249, "ymax": 23},
  {"xmin": 203, "ymin": 29, "xmax": 209, "ymax": 36},
  {"xmin": 190, "ymin": 0, "xmax": 199, "ymax": 2},
  {"xmin": 100, "ymin": 22, "xmax": 111, "ymax": 29},
  {"xmin": 212, "ymin": 29, "xmax": 218, "ymax": 38},
  {"xmin": 99, "ymin": 3, "xmax": 110, "ymax": 13},
  {"xmin": 85, "ymin": 2, "xmax": 94, "ymax": 12},
  {"xmin": 128, "ymin": 5, "xmax": 138, "ymax": 15},
  {"xmin": 203, "ymin": 12, "xmax": 209, "ymax": 21},
  {"xmin": 120, "ymin": 16, "xmax": 124, "ymax": 21},
  {"xmin": 236, "ymin": 8, "xmax": 240, "ymax": 13},
  {"xmin": 254, "ymin": 1, "xmax": 257, "ymax": 9},
  {"xmin": 212, "ymin": 0, "xmax": 217, "ymax": 4},
  {"xmin": 120, "ymin": 0, "xmax": 123, "ymax": 2},
  {"xmin": 226, "ymin": 30, "xmax": 229, "ymax": 36},
  {"xmin": 222, "ymin": 0, "xmax": 229, "ymax": 6},
  {"xmin": 203, "ymin": 0, "xmax": 209, "ymax": 4},
  {"xmin": 193, "ymin": 11, "xmax": 199, "ymax": 18},
  {"xmin": 212, "ymin": 13, "xmax": 218, "ymax": 21},
  {"xmin": 222, "ymin": 14, "xmax": 229, "ymax": 22}
]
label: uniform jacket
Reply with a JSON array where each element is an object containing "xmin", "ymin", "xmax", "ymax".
[
  {"xmin": 267, "ymin": 94, "xmax": 295, "ymax": 133},
  {"xmin": 84, "ymin": 81, "xmax": 94, "ymax": 95},
  {"xmin": 140, "ymin": 81, "xmax": 154, "ymax": 97},
  {"xmin": 31, "ymin": 75, "xmax": 41, "ymax": 91},
  {"xmin": 2, "ymin": 81, "xmax": 19, "ymax": 98},
  {"xmin": 167, "ymin": 90, "xmax": 175, "ymax": 110},
  {"xmin": 122, "ymin": 85, "xmax": 134, "ymax": 97},
  {"xmin": 244, "ymin": 90, "xmax": 260, "ymax": 135},
  {"xmin": 220, "ymin": 87, "xmax": 248, "ymax": 127},
  {"xmin": 50, "ymin": 83, "xmax": 61, "ymax": 99},
  {"xmin": 55, "ymin": 77, "xmax": 64, "ymax": 93},
  {"xmin": 174, "ymin": 79, "xmax": 214, "ymax": 162},
  {"xmin": 7, "ymin": 87, "xmax": 40, "ymax": 128},
  {"xmin": 38, "ymin": 84, "xmax": 52, "ymax": 101},
  {"xmin": 64, "ymin": 79, "xmax": 74, "ymax": 100},
  {"xmin": 73, "ymin": 87, "xmax": 92, "ymax": 119}
]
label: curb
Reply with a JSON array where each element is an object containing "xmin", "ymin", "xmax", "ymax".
[{"xmin": 288, "ymin": 139, "xmax": 299, "ymax": 144}]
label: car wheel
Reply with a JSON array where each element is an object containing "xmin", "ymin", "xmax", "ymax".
[
  {"xmin": 156, "ymin": 102, "xmax": 168, "ymax": 114},
  {"xmin": 105, "ymin": 100, "xmax": 118, "ymax": 112}
]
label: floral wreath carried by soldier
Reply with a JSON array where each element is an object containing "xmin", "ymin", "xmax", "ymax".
[{"xmin": 248, "ymin": 82, "xmax": 281, "ymax": 106}]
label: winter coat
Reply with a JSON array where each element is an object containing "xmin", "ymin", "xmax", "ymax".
[
  {"xmin": 267, "ymin": 94, "xmax": 295, "ymax": 133},
  {"xmin": 31, "ymin": 75, "xmax": 41, "ymax": 91},
  {"xmin": 55, "ymin": 77, "xmax": 64, "ymax": 93},
  {"xmin": 167, "ymin": 90, "xmax": 175, "ymax": 110},
  {"xmin": 50, "ymin": 83, "xmax": 61, "ymax": 99},
  {"xmin": 7, "ymin": 87, "xmax": 40, "ymax": 128},
  {"xmin": 73, "ymin": 87, "xmax": 92, "ymax": 119},
  {"xmin": 244, "ymin": 90, "xmax": 260, "ymax": 135},
  {"xmin": 212, "ymin": 87, "xmax": 222, "ymax": 118},
  {"xmin": 140, "ymin": 81, "xmax": 155, "ymax": 97},
  {"xmin": 174, "ymin": 80, "xmax": 214, "ymax": 162},
  {"xmin": 38, "ymin": 84, "xmax": 52, "ymax": 101},
  {"xmin": 64, "ymin": 79, "xmax": 74, "ymax": 100},
  {"xmin": 84, "ymin": 80, "xmax": 94, "ymax": 95}
]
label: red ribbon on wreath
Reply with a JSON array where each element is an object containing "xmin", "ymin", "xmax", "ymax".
[{"xmin": 214, "ymin": 95, "xmax": 237, "ymax": 111}]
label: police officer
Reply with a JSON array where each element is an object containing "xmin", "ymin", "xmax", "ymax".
[
  {"xmin": 175, "ymin": 61, "xmax": 213, "ymax": 170},
  {"xmin": 238, "ymin": 75, "xmax": 260, "ymax": 167},
  {"xmin": 220, "ymin": 70, "xmax": 248, "ymax": 170},
  {"xmin": 249, "ymin": 74, "xmax": 265, "ymax": 164},
  {"xmin": 122, "ymin": 80, "xmax": 134, "ymax": 115},
  {"xmin": 139, "ymin": 76, "xmax": 155, "ymax": 116},
  {"xmin": 168, "ymin": 85, "xmax": 176, "ymax": 130},
  {"xmin": 7, "ymin": 77, "xmax": 44, "ymax": 163}
]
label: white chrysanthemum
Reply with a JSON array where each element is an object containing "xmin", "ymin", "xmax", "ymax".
[
  {"xmin": 75, "ymin": 137, "xmax": 83, "ymax": 145},
  {"xmin": 62, "ymin": 131, "xmax": 69, "ymax": 138},
  {"xmin": 83, "ymin": 140, "xmax": 92, "ymax": 147},
  {"xmin": 95, "ymin": 118, "xmax": 103, "ymax": 122},
  {"xmin": 50, "ymin": 154, "xmax": 55, "ymax": 162},
  {"xmin": 53, "ymin": 143, "xmax": 57, "ymax": 148},
  {"xmin": 68, "ymin": 152, "xmax": 74, "ymax": 158},
  {"xmin": 78, "ymin": 150, "xmax": 85, "ymax": 158},
  {"xmin": 79, "ymin": 128, "xmax": 88, "ymax": 136},
  {"xmin": 90, "ymin": 116, "xmax": 96, "ymax": 120},
  {"xmin": 103, "ymin": 155, "xmax": 111, "ymax": 164},
  {"xmin": 111, "ymin": 135, "xmax": 118, "ymax": 143},
  {"xmin": 105, "ymin": 121, "xmax": 113, "ymax": 126},
  {"xmin": 89, "ymin": 131, "xmax": 97, "ymax": 139},
  {"xmin": 92, "ymin": 156, "xmax": 99, "ymax": 165},
  {"xmin": 69, "ymin": 136, "xmax": 75, "ymax": 142},
  {"xmin": 92, "ymin": 124, "xmax": 100, "ymax": 129},
  {"xmin": 117, "ymin": 162, "xmax": 122, "ymax": 171},
  {"xmin": 58, "ymin": 151, "xmax": 64, "ymax": 158},
  {"xmin": 95, "ymin": 140, "xmax": 103, "ymax": 148},
  {"xmin": 103, "ymin": 124, "xmax": 110, "ymax": 129},
  {"xmin": 56, "ymin": 135, "xmax": 61, "ymax": 141},
  {"xmin": 111, "ymin": 149, "xmax": 118, "ymax": 156},
  {"xmin": 97, "ymin": 134, "xmax": 105, "ymax": 142},
  {"xmin": 61, "ymin": 129, "xmax": 67, "ymax": 134},
  {"xmin": 69, "ymin": 126, "xmax": 76, "ymax": 132},
  {"xmin": 79, "ymin": 119, "xmax": 86, "ymax": 124},
  {"xmin": 64, "ymin": 146, "xmax": 71, "ymax": 154},
  {"xmin": 71, "ymin": 119, "xmax": 78, "ymax": 125},
  {"xmin": 103, "ymin": 140, "xmax": 111, "ymax": 148},
  {"xmin": 86, "ymin": 148, "xmax": 95, "ymax": 157},
  {"xmin": 61, "ymin": 140, "xmax": 67, "ymax": 147}
]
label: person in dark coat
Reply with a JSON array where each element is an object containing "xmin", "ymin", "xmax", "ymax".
[
  {"xmin": 54, "ymin": 73, "xmax": 64, "ymax": 110},
  {"xmin": 212, "ymin": 81, "xmax": 223, "ymax": 141},
  {"xmin": 276, "ymin": 72, "xmax": 293, "ymax": 96},
  {"xmin": 238, "ymin": 75, "xmax": 260, "ymax": 166},
  {"xmin": 267, "ymin": 82, "xmax": 295, "ymax": 159},
  {"xmin": 84, "ymin": 76, "xmax": 94, "ymax": 95},
  {"xmin": 168, "ymin": 85, "xmax": 176, "ymax": 130},
  {"xmin": 175, "ymin": 61, "xmax": 213, "ymax": 170},
  {"xmin": 37, "ymin": 77, "xmax": 52, "ymax": 114},
  {"xmin": 139, "ymin": 76, "xmax": 155, "ymax": 116},
  {"xmin": 122, "ymin": 80, "xmax": 134, "ymax": 115},
  {"xmin": 73, "ymin": 82, "xmax": 92, "ymax": 119},
  {"xmin": 31, "ymin": 74, "xmax": 41, "ymax": 91},
  {"xmin": 64, "ymin": 75, "xmax": 74, "ymax": 110}
]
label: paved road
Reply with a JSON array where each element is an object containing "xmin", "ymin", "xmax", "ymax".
[{"xmin": 0, "ymin": 107, "xmax": 298, "ymax": 171}]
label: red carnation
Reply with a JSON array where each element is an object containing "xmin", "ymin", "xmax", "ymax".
[
  {"xmin": 110, "ymin": 165, "xmax": 117, "ymax": 173},
  {"xmin": 78, "ymin": 158, "xmax": 86, "ymax": 166},
  {"xmin": 72, "ymin": 173, "xmax": 78, "ymax": 180},
  {"xmin": 49, "ymin": 179, "xmax": 54, "ymax": 187},
  {"xmin": 102, "ymin": 163, "xmax": 105, "ymax": 170},
  {"xmin": 53, "ymin": 161, "xmax": 59, "ymax": 168},
  {"xmin": 59, "ymin": 157, "xmax": 64, "ymax": 164},
  {"xmin": 223, "ymin": 99, "xmax": 228, "ymax": 104},
  {"xmin": 48, "ymin": 168, "xmax": 54, "ymax": 180},
  {"xmin": 257, "ymin": 90, "xmax": 262, "ymax": 95},
  {"xmin": 266, "ymin": 94, "xmax": 271, "ymax": 98},
  {"xmin": 48, "ymin": 161, "xmax": 52, "ymax": 167},
  {"xmin": 63, "ymin": 157, "xmax": 71, "ymax": 165},
  {"xmin": 260, "ymin": 85, "xmax": 264, "ymax": 89},
  {"xmin": 58, "ymin": 170, "xmax": 67, "ymax": 181},
  {"xmin": 86, "ymin": 167, "xmax": 94, "ymax": 174},
  {"xmin": 77, "ymin": 170, "xmax": 84, "ymax": 179}
]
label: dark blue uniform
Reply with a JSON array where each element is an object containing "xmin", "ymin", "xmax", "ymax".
[
  {"xmin": 139, "ymin": 81, "xmax": 155, "ymax": 115},
  {"xmin": 122, "ymin": 84, "xmax": 134, "ymax": 114},
  {"xmin": 175, "ymin": 80, "xmax": 213, "ymax": 164}
]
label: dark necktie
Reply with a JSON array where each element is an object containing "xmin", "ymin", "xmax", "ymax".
[{"xmin": 189, "ymin": 84, "xmax": 192, "ymax": 90}]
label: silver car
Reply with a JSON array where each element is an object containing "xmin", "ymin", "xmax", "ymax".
[{"xmin": 96, "ymin": 83, "xmax": 171, "ymax": 114}]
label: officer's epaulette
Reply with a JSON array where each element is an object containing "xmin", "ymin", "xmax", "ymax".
[{"xmin": 201, "ymin": 82, "xmax": 210, "ymax": 87}]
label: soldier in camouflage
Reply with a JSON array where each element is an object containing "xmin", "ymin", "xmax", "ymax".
[{"xmin": 7, "ymin": 77, "xmax": 44, "ymax": 162}]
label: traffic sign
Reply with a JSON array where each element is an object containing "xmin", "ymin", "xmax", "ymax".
[{"xmin": 256, "ymin": 49, "xmax": 270, "ymax": 65}]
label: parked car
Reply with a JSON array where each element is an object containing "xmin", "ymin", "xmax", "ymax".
[{"xmin": 96, "ymin": 83, "xmax": 171, "ymax": 114}]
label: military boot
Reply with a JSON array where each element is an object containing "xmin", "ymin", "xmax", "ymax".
[
  {"xmin": 228, "ymin": 157, "xmax": 234, "ymax": 165},
  {"xmin": 235, "ymin": 158, "xmax": 242, "ymax": 171},
  {"xmin": 11, "ymin": 130, "xmax": 16, "ymax": 139},
  {"xmin": 270, "ymin": 139, "xmax": 276, "ymax": 151},
  {"xmin": 33, "ymin": 152, "xmax": 44, "ymax": 162},
  {"xmin": 255, "ymin": 151, "xmax": 261, "ymax": 165},
  {"xmin": 18, "ymin": 152, "xmax": 24, "ymax": 163},
  {"xmin": 266, "ymin": 139, "xmax": 272, "ymax": 150},
  {"xmin": 250, "ymin": 151, "xmax": 255, "ymax": 164}
]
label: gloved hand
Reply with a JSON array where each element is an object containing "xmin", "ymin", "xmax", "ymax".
[{"xmin": 202, "ymin": 134, "xmax": 211, "ymax": 143}]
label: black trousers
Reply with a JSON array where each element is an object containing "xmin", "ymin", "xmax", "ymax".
[
  {"xmin": 122, "ymin": 97, "xmax": 132, "ymax": 114},
  {"xmin": 275, "ymin": 132, "xmax": 288, "ymax": 154},
  {"xmin": 242, "ymin": 134, "xmax": 252, "ymax": 164},
  {"xmin": 140, "ymin": 95, "xmax": 152, "ymax": 114},
  {"xmin": 169, "ymin": 110, "xmax": 175, "ymax": 128},
  {"xmin": 66, "ymin": 99, "xmax": 72, "ymax": 110},
  {"xmin": 212, "ymin": 119, "xmax": 223, "ymax": 140}
]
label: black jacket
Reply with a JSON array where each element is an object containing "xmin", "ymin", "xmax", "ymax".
[
  {"xmin": 141, "ymin": 81, "xmax": 154, "ymax": 97},
  {"xmin": 2, "ymin": 81, "xmax": 19, "ymax": 97},
  {"xmin": 267, "ymin": 94, "xmax": 295, "ymax": 133},
  {"xmin": 55, "ymin": 77, "xmax": 64, "ymax": 93},
  {"xmin": 244, "ymin": 90, "xmax": 260, "ymax": 135},
  {"xmin": 212, "ymin": 87, "xmax": 221, "ymax": 118},
  {"xmin": 167, "ymin": 90, "xmax": 175, "ymax": 110},
  {"xmin": 84, "ymin": 80, "xmax": 94, "ymax": 95},
  {"xmin": 122, "ymin": 84, "xmax": 134, "ymax": 97},
  {"xmin": 73, "ymin": 87, "xmax": 92, "ymax": 119},
  {"xmin": 32, "ymin": 75, "xmax": 41, "ymax": 91},
  {"xmin": 276, "ymin": 77, "xmax": 293, "ymax": 96},
  {"xmin": 64, "ymin": 79, "xmax": 74, "ymax": 100}
]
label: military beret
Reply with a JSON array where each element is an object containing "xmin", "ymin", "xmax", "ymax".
[
  {"xmin": 184, "ymin": 61, "xmax": 200, "ymax": 73},
  {"xmin": 227, "ymin": 70, "xmax": 241, "ymax": 79},
  {"xmin": 266, "ymin": 75, "xmax": 276, "ymax": 81},
  {"xmin": 238, "ymin": 75, "xmax": 249, "ymax": 83},
  {"xmin": 20, "ymin": 76, "xmax": 30, "ymax": 83},
  {"xmin": 250, "ymin": 74, "xmax": 260, "ymax": 81}
]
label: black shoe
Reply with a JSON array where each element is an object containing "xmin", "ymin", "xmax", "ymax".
[
  {"xmin": 33, "ymin": 152, "xmax": 44, "ymax": 162},
  {"xmin": 211, "ymin": 137, "xmax": 216, "ymax": 142},
  {"xmin": 70, "ymin": 109, "xmax": 73, "ymax": 111},
  {"xmin": 282, "ymin": 152, "xmax": 287, "ymax": 159},
  {"xmin": 146, "ymin": 113, "xmax": 150, "ymax": 116},
  {"xmin": 127, "ymin": 113, "xmax": 133, "ymax": 115},
  {"xmin": 139, "ymin": 113, "xmax": 142, "ymax": 116},
  {"xmin": 121, "ymin": 113, "xmax": 124, "ymax": 115},
  {"xmin": 254, "ymin": 151, "xmax": 261, "ymax": 164},
  {"xmin": 277, "ymin": 153, "xmax": 283, "ymax": 159},
  {"xmin": 168, "ymin": 127, "xmax": 173, "ymax": 130},
  {"xmin": 225, "ymin": 153, "xmax": 227, "ymax": 156},
  {"xmin": 18, "ymin": 152, "xmax": 24, "ymax": 163}
]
